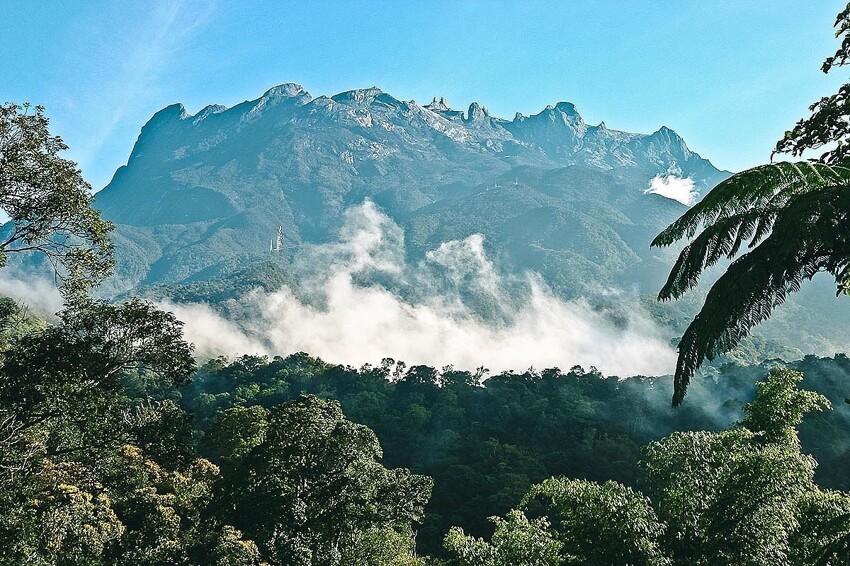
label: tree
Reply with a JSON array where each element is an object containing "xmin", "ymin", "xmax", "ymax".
[
  {"xmin": 652, "ymin": 4, "xmax": 850, "ymax": 404},
  {"xmin": 444, "ymin": 509, "xmax": 563, "ymax": 566},
  {"xmin": 643, "ymin": 368, "xmax": 840, "ymax": 565},
  {"xmin": 0, "ymin": 298, "xmax": 199, "ymax": 565},
  {"xmin": 0, "ymin": 298, "xmax": 195, "ymax": 477},
  {"xmin": 520, "ymin": 478, "xmax": 669, "ymax": 565},
  {"xmin": 0, "ymin": 103, "xmax": 242, "ymax": 565},
  {"xmin": 0, "ymin": 460, "xmax": 125, "ymax": 564},
  {"xmin": 0, "ymin": 103, "xmax": 113, "ymax": 292},
  {"xmin": 102, "ymin": 445, "xmax": 261, "ymax": 566},
  {"xmin": 444, "ymin": 368, "xmax": 850, "ymax": 565},
  {"xmin": 203, "ymin": 405, "xmax": 269, "ymax": 461},
  {"xmin": 213, "ymin": 395, "xmax": 432, "ymax": 565},
  {"xmin": 444, "ymin": 478, "xmax": 669, "ymax": 565}
]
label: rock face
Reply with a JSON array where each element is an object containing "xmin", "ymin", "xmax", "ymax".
[{"xmin": 93, "ymin": 83, "xmax": 729, "ymax": 293}]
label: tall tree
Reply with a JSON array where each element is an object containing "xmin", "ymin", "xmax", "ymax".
[
  {"xmin": 643, "ymin": 369, "xmax": 850, "ymax": 565},
  {"xmin": 653, "ymin": 4, "xmax": 850, "ymax": 404},
  {"xmin": 0, "ymin": 103, "xmax": 265, "ymax": 565},
  {"xmin": 0, "ymin": 103, "xmax": 113, "ymax": 292},
  {"xmin": 212, "ymin": 395, "xmax": 432, "ymax": 565},
  {"xmin": 0, "ymin": 298, "xmax": 195, "ymax": 472}
]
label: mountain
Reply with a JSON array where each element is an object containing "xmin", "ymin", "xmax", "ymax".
[{"xmin": 93, "ymin": 83, "xmax": 728, "ymax": 294}]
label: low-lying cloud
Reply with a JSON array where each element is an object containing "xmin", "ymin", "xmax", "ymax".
[
  {"xmin": 161, "ymin": 202, "xmax": 677, "ymax": 377},
  {"xmin": 0, "ymin": 269, "xmax": 64, "ymax": 317},
  {"xmin": 645, "ymin": 175, "xmax": 698, "ymax": 206}
]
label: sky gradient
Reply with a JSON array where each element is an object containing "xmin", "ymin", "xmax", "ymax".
[{"xmin": 3, "ymin": 1, "xmax": 848, "ymax": 190}]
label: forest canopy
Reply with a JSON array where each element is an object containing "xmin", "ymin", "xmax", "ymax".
[{"xmin": 3, "ymin": 4, "xmax": 850, "ymax": 564}]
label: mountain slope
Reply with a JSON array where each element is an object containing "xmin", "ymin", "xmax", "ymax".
[{"xmin": 93, "ymin": 83, "xmax": 728, "ymax": 294}]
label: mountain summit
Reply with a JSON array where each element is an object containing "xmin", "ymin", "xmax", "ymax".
[{"xmin": 93, "ymin": 84, "xmax": 728, "ymax": 293}]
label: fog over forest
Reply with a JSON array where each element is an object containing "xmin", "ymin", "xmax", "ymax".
[
  {"xmin": 3, "ymin": 3, "xmax": 850, "ymax": 564},
  {"xmin": 163, "ymin": 202, "xmax": 677, "ymax": 376}
]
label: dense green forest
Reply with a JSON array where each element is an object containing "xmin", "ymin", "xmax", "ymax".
[
  {"xmin": 5, "ymin": 3, "xmax": 850, "ymax": 564},
  {"xmin": 2, "ymin": 292, "xmax": 850, "ymax": 563},
  {"xmin": 168, "ymin": 351, "xmax": 850, "ymax": 557}
]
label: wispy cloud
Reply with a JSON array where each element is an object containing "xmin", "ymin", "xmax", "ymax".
[
  {"xmin": 57, "ymin": 1, "xmax": 217, "ymax": 188},
  {"xmin": 0, "ymin": 269, "xmax": 63, "ymax": 317}
]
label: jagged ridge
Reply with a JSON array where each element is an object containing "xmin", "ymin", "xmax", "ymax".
[{"xmin": 93, "ymin": 83, "xmax": 729, "ymax": 294}]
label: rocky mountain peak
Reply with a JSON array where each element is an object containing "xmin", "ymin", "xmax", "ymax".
[
  {"xmin": 135, "ymin": 103, "xmax": 187, "ymax": 140},
  {"xmin": 95, "ymin": 81, "xmax": 730, "ymax": 294},
  {"xmin": 331, "ymin": 87, "xmax": 384, "ymax": 104},
  {"xmin": 533, "ymin": 102, "xmax": 584, "ymax": 124},
  {"xmin": 149, "ymin": 103, "xmax": 189, "ymax": 123},
  {"xmin": 554, "ymin": 101, "xmax": 580, "ymax": 116},
  {"xmin": 465, "ymin": 102, "xmax": 490, "ymax": 122},
  {"xmin": 264, "ymin": 82, "xmax": 309, "ymax": 99},
  {"xmin": 649, "ymin": 126, "xmax": 689, "ymax": 151},
  {"xmin": 424, "ymin": 97, "xmax": 451, "ymax": 112},
  {"xmin": 243, "ymin": 83, "xmax": 312, "ymax": 123}
]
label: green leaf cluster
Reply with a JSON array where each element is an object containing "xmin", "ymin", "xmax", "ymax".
[
  {"xmin": 654, "ymin": 2, "xmax": 850, "ymax": 404},
  {"xmin": 0, "ymin": 103, "xmax": 113, "ymax": 294},
  {"xmin": 445, "ymin": 369, "xmax": 850, "ymax": 565}
]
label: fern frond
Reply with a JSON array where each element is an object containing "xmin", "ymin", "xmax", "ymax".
[
  {"xmin": 670, "ymin": 186, "xmax": 850, "ymax": 405},
  {"xmin": 659, "ymin": 211, "xmax": 774, "ymax": 300},
  {"xmin": 652, "ymin": 162, "xmax": 850, "ymax": 248}
]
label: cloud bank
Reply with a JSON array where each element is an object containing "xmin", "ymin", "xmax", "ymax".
[
  {"xmin": 0, "ymin": 270, "xmax": 64, "ymax": 317},
  {"xmin": 645, "ymin": 175, "xmax": 698, "ymax": 206},
  {"xmin": 161, "ymin": 202, "xmax": 677, "ymax": 377}
]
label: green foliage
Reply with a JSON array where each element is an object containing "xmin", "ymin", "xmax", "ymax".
[
  {"xmin": 174, "ymin": 352, "xmax": 850, "ymax": 558},
  {"xmin": 446, "ymin": 367, "xmax": 849, "ymax": 566},
  {"xmin": 0, "ymin": 293, "xmax": 230, "ymax": 565},
  {"xmin": 0, "ymin": 103, "xmax": 113, "ymax": 292},
  {"xmin": 642, "ymin": 368, "xmax": 835, "ymax": 565},
  {"xmin": 0, "ymin": 298, "xmax": 196, "ymax": 482},
  {"xmin": 212, "ymin": 395, "xmax": 432, "ymax": 565},
  {"xmin": 444, "ymin": 509, "xmax": 562, "ymax": 565},
  {"xmin": 104, "ymin": 445, "xmax": 221, "ymax": 564},
  {"xmin": 55, "ymin": 297, "xmax": 197, "ymax": 385},
  {"xmin": 204, "ymin": 405, "xmax": 269, "ymax": 460},
  {"xmin": 522, "ymin": 478, "xmax": 669, "ymax": 565},
  {"xmin": 4, "ymin": 461, "xmax": 125, "ymax": 565},
  {"xmin": 124, "ymin": 399, "xmax": 196, "ymax": 468},
  {"xmin": 341, "ymin": 524, "xmax": 426, "ymax": 566},
  {"xmin": 792, "ymin": 489, "xmax": 850, "ymax": 565},
  {"xmin": 445, "ymin": 478, "xmax": 668, "ymax": 565},
  {"xmin": 201, "ymin": 525, "xmax": 265, "ymax": 566},
  {"xmin": 739, "ymin": 368, "xmax": 830, "ymax": 445},
  {"xmin": 182, "ymin": 355, "xmax": 653, "ymax": 554},
  {"xmin": 653, "ymin": 163, "xmax": 850, "ymax": 404},
  {"xmin": 2, "ymin": 301, "xmax": 850, "ymax": 564},
  {"xmin": 775, "ymin": 4, "xmax": 850, "ymax": 164},
  {"xmin": 653, "ymin": 4, "xmax": 850, "ymax": 404},
  {"xmin": 644, "ymin": 427, "xmax": 815, "ymax": 564},
  {"xmin": 0, "ymin": 296, "xmax": 45, "ymax": 353}
]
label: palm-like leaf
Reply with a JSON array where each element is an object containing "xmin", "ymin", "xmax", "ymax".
[{"xmin": 653, "ymin": 162, "xmax": 850, "ymax": 405}]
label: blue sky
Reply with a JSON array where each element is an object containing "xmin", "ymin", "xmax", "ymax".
[{"xmin": 3, "ymin": 1, "xmax": 847, "ymax": 190}]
